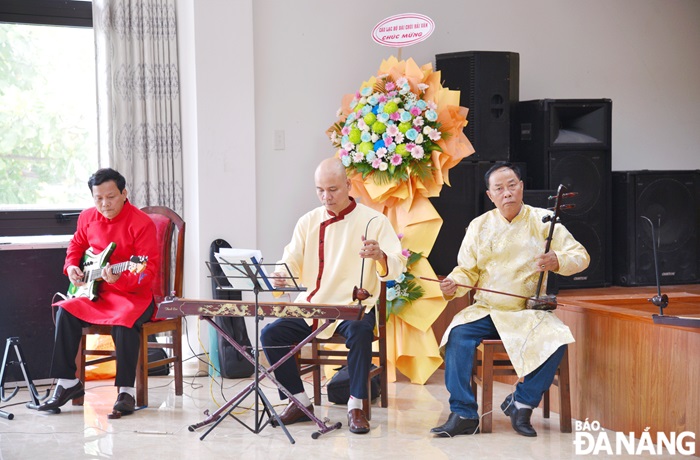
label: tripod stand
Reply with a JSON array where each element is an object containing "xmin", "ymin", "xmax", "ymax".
[{"xmin": 1, "ymin": 337, "xmax": 53, "ymax": 419}]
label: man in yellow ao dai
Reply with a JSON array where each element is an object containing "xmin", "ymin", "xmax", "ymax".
[
  {"xmin": 431, "ymin": 162, "xmax": 589, "ymax": 439},
  {"xmin": 261, "ymin": 158, "xmax": 405, "ymax": 435}
]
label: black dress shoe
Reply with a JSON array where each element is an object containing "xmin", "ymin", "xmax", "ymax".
[
  {"xmin": 430, "ymin": 412, "xmax": 480, "ymax": 437},
  {"xmin": 501, "ymin": 394, "xmax": 537, "ymax": 437},
  {"xmin": 271, "ymin": 402, "xmax": 313, "ymax": 426},
  {"xmin": 113, "ymin": 393, "xmax": 136, "ymax": 414},
  {"xmin": 38, "ymin": 382, "xmax": 85, "ymax": 411}
]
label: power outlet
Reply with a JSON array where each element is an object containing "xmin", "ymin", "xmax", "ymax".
[{"xmin": 274, "ymin": 130, "xmax": 285, "ymax": 150}]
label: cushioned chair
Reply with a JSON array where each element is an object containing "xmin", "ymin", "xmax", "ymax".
[
  {"xmin": 296, "ymin": 282, "xmax": 388, "ymax": 420},
  {"xmin": 471, "ymin": 339, "xmax": 572, "ymax": 433},
  {"xmin": 73, "ymin": 206, "xmax": 184, "ymax": 407}
]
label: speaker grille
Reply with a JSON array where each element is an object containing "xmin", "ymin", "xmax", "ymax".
[
  {"xmin": 612, "ymin": 171, "xmax": 700, "ymax": 286},
  {"xmin": 435, "ymin": 51, "xmax": 519, "ymax": 162},
  {"xmin": 549, "ymin": 150, "xmax": 610, "ymax": 288},
  {"xmin": 550, "ymin": 151, "xmax": 602, "ymax": 217},
  {"xmin": 637, "ymin": 177, "xmax": 695, "ymax": 252}
]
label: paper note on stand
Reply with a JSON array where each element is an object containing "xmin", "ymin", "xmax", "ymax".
[{"xmin": 214, "ymin": 248, "xmax": 268, "ymax": 290}]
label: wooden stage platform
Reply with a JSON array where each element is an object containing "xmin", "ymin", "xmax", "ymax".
[
  {"xmin": 556, "ymin": 284, "xmax": 699, "ymax": 445},
  {"xmin": 433, "ymin": 283, "xmax": 699, "ymax": 450}
]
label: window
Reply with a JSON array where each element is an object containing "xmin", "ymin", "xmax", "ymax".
[
  {"xmin": 0, "ymin": 1, "xmax": 96, "ymax": 235},
  {"xmin": 1, "ymin": 0, "xmax": 96, "ymax": 210}
]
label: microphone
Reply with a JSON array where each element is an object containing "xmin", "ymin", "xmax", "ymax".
[{"xmin": 641, "ymin": 215, "xmax": 668, "ymax": 315}]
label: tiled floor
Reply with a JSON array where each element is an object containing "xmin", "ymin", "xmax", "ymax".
[{"xmin": 0, "ymin": 368, "xmax": 662, "ymax": 459}]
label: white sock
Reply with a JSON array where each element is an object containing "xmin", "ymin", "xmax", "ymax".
[
  {"xmin": 293, "ymin": 391, "xmax": 310, "ymax": 407},
  {"xmin": 347, "ymin": 395, "xmax": 363, "ymax": 411},
  {"xmin": 57, "ymin": 378, "xmax": 79, "ymax": 388},
  {"xmin": 514, "ymin": 400, "xmax": 533, "ymax": 410},
  {"xmin": 119, "ymin": 386, "xmax": 136, "ymax": 398}
]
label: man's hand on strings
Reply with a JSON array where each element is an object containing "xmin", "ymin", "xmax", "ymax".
[
  {"xmin": 535, "ymin": 250, "xmax": 559, "ymax": 273},
  {"xmin": 359, "ymin": 236, "xmax": 385, "ymax": 261},
  {"xmin": 67, "ymin": 265, "xmax": 85, "ymax": 286},
  {"xmin": 360, "ymin": 235, "xmax": 388, "ymax": 276}
]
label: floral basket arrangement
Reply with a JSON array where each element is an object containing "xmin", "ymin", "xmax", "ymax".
[
  {"xmin": 326, "ymin": 57, "xmax": 472, "ymax": 384},
  {"xmin": 328, "ymin": 56, "xmax": 472, "ymax": 192}
]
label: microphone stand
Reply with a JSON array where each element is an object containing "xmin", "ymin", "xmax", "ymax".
[
  {"xmin": 640, "ymin": 216, "xmax": 700, "ymax": 328},
  {"xmin": 641, "ymin": 216, "xmax": 669, "ymax": 316}
]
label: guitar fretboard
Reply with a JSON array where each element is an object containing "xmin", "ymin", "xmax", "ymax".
[{"xmin": 84, "ymin": 261, "xmax": 132, "ymax": 282}]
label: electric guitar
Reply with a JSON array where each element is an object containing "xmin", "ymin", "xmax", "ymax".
[{"xmin": 66, "ymin": 242, "xmax": 148, "ymax": 301}]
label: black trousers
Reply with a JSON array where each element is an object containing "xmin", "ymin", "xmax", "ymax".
[
  {"xmin": 260, "ymin": 309, "xmax": 376, "ymax": 400},
  {"xmin": 49, "ymin": 301, "xmax": 154, "ymax": 387}
]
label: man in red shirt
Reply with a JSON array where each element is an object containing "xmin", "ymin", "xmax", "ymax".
[{"xmin": 39, "ymin": 168, "xmax": 159, "ymax": 415}]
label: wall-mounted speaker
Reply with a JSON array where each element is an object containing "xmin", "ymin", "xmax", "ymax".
[
  {"xmin": 514, "ymin": 99, "xmax": 612, "ymax": 288},
  {"xmin": 435, "ymin": 51, "xmax": 519, "ymax": 162},
  {"xmin": 612, "ymin": 170, "xmax": 700, "ymax": 286}
]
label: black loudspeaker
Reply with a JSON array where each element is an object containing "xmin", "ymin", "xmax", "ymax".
[
  {"xmin": 435, "ymin": 51, "xmax": 519, "ymax": 162},
  {"xmin": 429, "ymin": 161, "xmax": 487, "ymax": 276},
  {"xmin": 0, "ymin": 247, "xmax": 63, "ymax": 382},
  {"xmin": 612, "ymin": 170, "xmax": 700, "ymax": 286},
  {"xmin": 515, "ymin": 99, "xmax": 612, "ymax": 288}
]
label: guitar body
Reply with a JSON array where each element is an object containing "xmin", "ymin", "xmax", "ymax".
[
  {"xmin": 67, "ymin": 243, "xmax": 117, "ymax": 301},
  {"xmin": 66, "ymin": 243, "xmax": 148, "ymax": 302}
]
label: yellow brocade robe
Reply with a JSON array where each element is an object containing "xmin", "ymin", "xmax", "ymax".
[
  {"xmin": 440, "ymin": 205, "xmax": 590, "ymax": 377},
  {"xmin": 277, "ymin": 200, "xmax": 406, "ymax": 339}
]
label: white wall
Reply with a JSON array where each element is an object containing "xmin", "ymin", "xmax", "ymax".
[
  {"xmin": 178, "ymin": 0, "xmax": 257, "ymax": 301},
  {"xmin": 178, "ymin": 0, "xmax": 700, "ymax": 323},
  {"xmin": 252, "ymin": 0, "xmax": 700, "ymax": 262},
  {"xmin": 177, "ymin": 0, "xmax": 257, "ymax": 366}
]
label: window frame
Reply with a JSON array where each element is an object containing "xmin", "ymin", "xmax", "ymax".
[
  {"xmin": 0, "ymin": 0, "xmax": 92, "ymax": 27},
  {"xmin": 0, "ymin": 0, "xmax": 93, "ymax": 236}
]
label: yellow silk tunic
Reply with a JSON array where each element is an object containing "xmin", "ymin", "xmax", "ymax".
[
  {"xmin": 440, "ymin": 205, "xmax": 590, "ymax": 377},
  {"xmin": 277, "ymin": 200, "xmax": 406, "ymax": 339}
]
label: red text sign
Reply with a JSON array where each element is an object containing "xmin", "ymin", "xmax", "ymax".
[{"xmin": 372, "ymin": 13, "xmax": 435, "ymax": 48}]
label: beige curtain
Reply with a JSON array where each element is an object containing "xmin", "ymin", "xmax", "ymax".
[{"xmin": 93, "ymin": 0, "xmax": 183, "ymax": 214}]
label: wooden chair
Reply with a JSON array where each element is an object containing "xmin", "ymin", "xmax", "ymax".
[
  {"xmin": 296, "ymin": 282, "xmax": 388, "ymax": 420},
  {"xmin": 471, "ymin": 339, "xmax": 572, "ymax": 433},
  {"xmin": 73, "ymin": 206, "xmax": 185, "ymax": 407}
]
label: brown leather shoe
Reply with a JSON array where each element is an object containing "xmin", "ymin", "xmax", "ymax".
[
  {"xmin": 271, "ymin": 402, "xmax": 313, "ymax": 426},
  {"xmin": 347, "ymin": 408, "xmax": 370, "ymax": 434}
]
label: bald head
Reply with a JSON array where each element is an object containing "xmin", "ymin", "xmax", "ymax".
[
  {"xmin": 315, "ymin": 157, "xmax": 351, "ymax": 215},
  {"xmin": 315, "ymin": 157, "xmax": 347, "ymax": 181}
]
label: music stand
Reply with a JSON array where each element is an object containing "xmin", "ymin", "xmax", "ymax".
[{"xmin": 195, "ymin": 258, "xmax": 333, "ymax": 443}]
